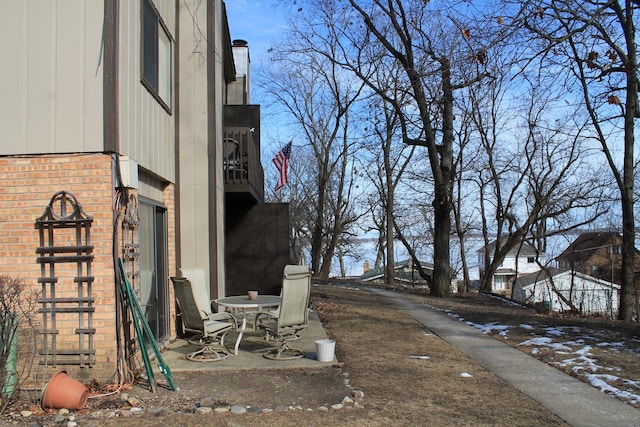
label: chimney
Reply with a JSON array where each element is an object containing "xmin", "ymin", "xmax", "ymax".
[
  {"xmin": 230, "ymin": 39, "xmax": 250, "ymax": 104},
  {"xmin": 363, "ymin": 260, "xmax": 370, "ymax": 273}
]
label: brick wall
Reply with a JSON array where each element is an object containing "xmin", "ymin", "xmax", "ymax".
[
  {"xmin": 0, "ymin": 154, "xmax": 133, "ymax": 387},
  {"xmin": 164, "ymin": 182, "xmax": 177, "ymax": 337}
]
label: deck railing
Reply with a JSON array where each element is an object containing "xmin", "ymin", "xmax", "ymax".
[{"xmin": 223, "ymin": 127, "xmax": 264, "ymax": 202}]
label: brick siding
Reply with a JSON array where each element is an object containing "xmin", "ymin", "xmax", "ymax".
[{"xmin": 0, "ymin": 153, "xmax": 176, "ymax": 389}]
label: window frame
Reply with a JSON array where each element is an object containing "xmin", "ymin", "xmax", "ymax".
[{"xmin": 141, "ymin": 0, "xmax": 173, "ymax": 113}]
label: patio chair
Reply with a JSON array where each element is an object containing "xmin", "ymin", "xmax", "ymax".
[
  {"xmin": 170, "ymin": 270, "xmax": 236, "ymax": 362},
  {"xmin": 255, "ymin": 265, "xmax": 312, "ymax": 360}
]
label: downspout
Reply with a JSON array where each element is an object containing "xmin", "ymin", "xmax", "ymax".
[
  {"xmin": 207, "ymin": 0, "xmax": 219, "ymax": 298},
  {"xmin": 174, "ymin": 0, "xmax": 181, "ymax": 269},
  {"xmin": 103, "ymin": 0, "xmax": 119, "ymax": 153},
  {"xmin": 103, "ymin": 0, "xmax": 127, "ymax": 384}
]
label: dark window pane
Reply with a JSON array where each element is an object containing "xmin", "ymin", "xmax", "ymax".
[{"xmin": 142, "ymin": 0, "xmax": 158, "ymax": 89}]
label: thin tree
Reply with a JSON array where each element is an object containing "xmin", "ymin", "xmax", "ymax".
[
  {"xmin": 360, "ymin": 88, "xmax": 415, "ymax": 285},
  {"xmin": 332, "ymin": 0, "xmax": 498, "ymax": 296},
  {"xmin": 470, "ymin": 80, "xmax": 612, "ymax": 293},
  {"xmin": 516, "ymin": 0, "xmax": 639, "ymax": 320},
  {"xmin": 257, "ymin": 32, "xmax": 365, "ymax": 279}
]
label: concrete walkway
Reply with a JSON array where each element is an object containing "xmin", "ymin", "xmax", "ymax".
[{"xmin": 369, "ymin": 287, "xmax": 640, "ymax": 427}]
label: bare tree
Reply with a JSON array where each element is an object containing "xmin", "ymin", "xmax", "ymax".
[
  {"xmin": 359, "ymin": 88, "xmax": 416, "ymax": 285},
  {"xmin": 469, "ymin": 78, "xmax": 613, "ymax": 293},
  {"xmin": 257, "ymin": 31, "xmax": 366, "ymax": 279},
  {"xmin": 451, "ymin": 114, "xmax": 482, "ymax": 293},
  {"xmin": 298, "ymin": 0, "xmax": 497, "ymax": 296},
  {"xmin": 515, "ymin": 0, "xmax": 639, "ymax": 320}
]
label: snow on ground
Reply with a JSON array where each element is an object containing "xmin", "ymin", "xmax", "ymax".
[{"xmin": 454, "ymin": 317, "xmax": 640, "ymax": 407}]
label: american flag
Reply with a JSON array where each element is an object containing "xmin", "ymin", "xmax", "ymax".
[{"xmin": 273, "ymin": 141, "xmax": 292, "ymax": 191}]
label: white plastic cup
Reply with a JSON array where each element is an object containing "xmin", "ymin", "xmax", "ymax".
[{"xmin": 315, "ymin": 339, "xmax": 335, "ymax": 362}]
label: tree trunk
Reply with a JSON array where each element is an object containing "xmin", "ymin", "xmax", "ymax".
[
  {"xmin": 430, "ymin": 60, "xmax": 455, "ymax": 297},
  {"xmin": 617, "ymin": 0, "xmax": 637, "ymax": 321},
  {"xmin": 431, "ymin": 190, "xmax": 452, "ymax": 297},
  {"xmin": 385, "ymin": 192, "xmax": 395, "ymax": 286}
]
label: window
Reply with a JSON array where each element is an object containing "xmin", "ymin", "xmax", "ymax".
[
  {"xmin": 527, "ymin": 256, "xmax": 535, "ymax": 263},
  {"xmin": 142, "ymin": 0, "xmax": 172, "ymax": 109},
  {"xmin": 610, "ymin": 245, "xmax": 622, "ymax": 255}
]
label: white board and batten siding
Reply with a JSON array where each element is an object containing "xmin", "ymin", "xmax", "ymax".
[{"xmin": 514, "ymin": 270, "xmax": 620, "ymax": 318}]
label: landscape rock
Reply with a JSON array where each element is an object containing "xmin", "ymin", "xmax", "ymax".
[{"xmin": 230, "ymin": 405, "xmax": 247, "ymax": 414}]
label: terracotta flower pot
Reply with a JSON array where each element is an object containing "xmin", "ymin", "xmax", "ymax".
[{"xmin": 41, "ymin": 371, "xmax": 89, "ymax": 410}]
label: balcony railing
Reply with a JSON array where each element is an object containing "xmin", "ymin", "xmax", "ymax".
[{"xmin": 223, "ymin": 127, "xmax": 264, "ymax": 203}]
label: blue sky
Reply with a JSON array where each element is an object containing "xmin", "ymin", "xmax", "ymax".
[
  {"xmin": 225, "ymin": 1, "xmax": 292, "ymax": 160},
  {"xmin": 226, "ymin": 1, "xmax": 288, "ymax": 65}
]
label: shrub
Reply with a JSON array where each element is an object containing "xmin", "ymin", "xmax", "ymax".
[{"xmin": 0, "ymin": 276, "xmax": 38, "ymax": 414}]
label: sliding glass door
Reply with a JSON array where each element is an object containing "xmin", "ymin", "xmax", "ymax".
[{"xmin": 138, "ymin": 199, "xmax": 169, "ymax": 341}]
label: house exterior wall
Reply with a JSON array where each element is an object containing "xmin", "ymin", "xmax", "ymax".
[
  {"xmin": 0, "ymin": 0, "xmax": 181, "ymax": 386},
  {"xmin": 482, "ymin": 249, "xmax": 544, "ymax": 293},
  {"xmin": 0, "ymin": 0, "xmax": 177, "ymax": 178},
  {"xmin": 118, "ymin": 0, "xmax": 176, "ymax": 182},
  {"xmin": 176, "ymin": 0, "xmax": 227, "ymax": 300},
  {"xmin": 0, "ymin": 1, "xmax": 104, "ymax": 155},
  {"xmin": 499, "ymin": 254, "xmax": 542, "ymax": 275},
  {"xmin": 583, "ymin": 248, "xmax": 622, "ymax": 284},
  {"xmin": 0, "ymin": 154, "xmax": 177, "ymax": 385},
  {"xmin": 0, "ymin": 154, "xmax": 119, "ymax": 383},
  {"xmin": 555, "ymin": 233, "xmax": 627, "ymax": 286},
  {"xmin": 514, "ymin": 273, "xmax": 620, "ymax": 318},
  {"xmin": 0, "ymin": 0, "xmax": 232, "ymax": 388},
  {"xmin": 209, "ymin": 0, "xmax": 228, "ymax": 301}
]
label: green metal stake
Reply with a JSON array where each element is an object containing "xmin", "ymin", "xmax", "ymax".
[{"xmin": 118, "ymin": 259, "xmax": 176, "ymax": 392}]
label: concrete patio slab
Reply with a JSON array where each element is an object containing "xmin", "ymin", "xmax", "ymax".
[{"xmin": 157, "ymin": 310, "xmax": 336, "ymax": 372}]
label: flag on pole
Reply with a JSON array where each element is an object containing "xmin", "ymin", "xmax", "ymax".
[{"xmin": 273, "ymin": 141, "xmax": 292, "ymax": 191}]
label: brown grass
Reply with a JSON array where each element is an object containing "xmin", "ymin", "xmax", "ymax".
[{"xmin": 4, "ymin": 285, "xmax": 579, "ymax": 426}]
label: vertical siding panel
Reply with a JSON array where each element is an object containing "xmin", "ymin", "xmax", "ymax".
[
  {"xmin": 0, "ymin": 1, "xmax": 103, "ymax": 155},
  {"xmin": 1, "ymin": 2, "xmax": 28, "ymax": 152},
  {"xmin": 118, "ymin": 0, "xmax": 175, "ymax": 183},
  {"xmin": 55, "ymin": 1, "xmax": 85, "ymax": 152},
  {"xmin": 84, "ymin": 1, "xmax": 105, "ymax": 149},
  {"xmin": 26, "ymin": 1, "xmax": 56, "ymax": 152},
  {"xmin": 119, "ymin": 0, "xmax": 135, "ymax": 158}
]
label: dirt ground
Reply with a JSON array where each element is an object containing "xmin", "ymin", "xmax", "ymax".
[{"xmin": 3, "ymin": 284, "xmax": 638, "ymax": 426}]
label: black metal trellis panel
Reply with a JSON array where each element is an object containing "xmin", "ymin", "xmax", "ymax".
[
  {"xmin": 35, "ymin": 191, "xmax": 96, "ymax": 367},
  {"xmin": 121, "ymin": 193, "xmax": 139, "ymax": 364}
]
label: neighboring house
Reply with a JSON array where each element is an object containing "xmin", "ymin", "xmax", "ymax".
[
  {"xmin": 0, "ymin": 0, "xmax": 287, "ymax": 387},
  {"xmin": 360, "ymin": 259, "xmax": 433, "ymax": 285},
  {"xmin": 555, "ymin": 231, "xmax": 639, "ymax": 286},
  {"xmin": 513, "ymin": 268, "xmax": 620, "ymax": 318},
  {"xmin": 478, "ymin": 240, "xmax": 544, "ymax": 295}
]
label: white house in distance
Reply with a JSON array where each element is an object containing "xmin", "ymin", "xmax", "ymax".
[
  {"xmin": 512, "ymin": 268, "xmax": 620, "ymax": 318},
  {"xmin": 478, "ymin": 240, "xmax": 544, "ymax": 295}
]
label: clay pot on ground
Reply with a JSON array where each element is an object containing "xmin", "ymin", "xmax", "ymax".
[{"xmin": 41, "ymin": 371, "xmax": 89, "ymax": 410}]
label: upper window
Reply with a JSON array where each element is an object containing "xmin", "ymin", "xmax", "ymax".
[
  {"xmin": 142, "ymin": 0, "xmax": 172, "ymax": 110},
  {"xmin": 527, "ymin": 256, "xmax": 535, "ymax": 263}
]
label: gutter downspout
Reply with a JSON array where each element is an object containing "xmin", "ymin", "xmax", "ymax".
[{"xmin": 103, "ymin": 0, "xmax": 119, "ymax": 153}]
